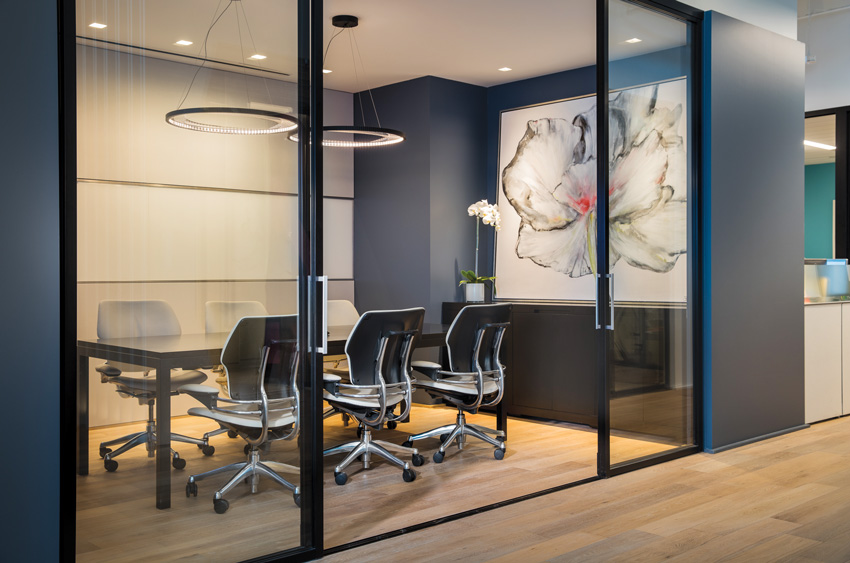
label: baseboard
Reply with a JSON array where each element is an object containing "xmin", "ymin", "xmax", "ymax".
[{"xmin": 706, "ymin": 424, "xmax": 810, "ymax": 454}]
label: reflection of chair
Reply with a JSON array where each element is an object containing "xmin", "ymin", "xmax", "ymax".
[
  {"xmin": 323, "ymin": 300, "xmax": 360, "ymax": 426},
  {"xmin": 323, "ymin": 308, "xmax": 425, "ymax": 485},
  {"xmin": 404, "ymin": 303, "xmax": 511, "ymax": 463},
  {"xmin": 96, "ymin": 300, "xmax": 210, "ymax": 472},
  {"xmin": 182, "ymin": 315, "xmax": 300, "ymax": 514}
]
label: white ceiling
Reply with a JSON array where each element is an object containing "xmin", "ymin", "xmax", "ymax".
[{"xmin": 76, "ymin": 0, "xmax": 687, "ymax": 93}]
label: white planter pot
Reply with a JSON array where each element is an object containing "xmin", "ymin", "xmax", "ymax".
[{"xmin": 465, "ymin": 283, "xmax": 485, "ymax": 303}]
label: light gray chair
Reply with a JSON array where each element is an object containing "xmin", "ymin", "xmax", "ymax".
[
  {"xmin": 323, "ymin": 308, "xmax": 425, "ymax": 485},
  {"xmin": 403, "ymin": 303, "xmax": 511, "ymax": 463},
  {"xmin": 95, "ymin": 300, "xmax": 211, "ymax": 472},
  {"xmin": 182, "ymin": 315, "xmax": 300, "ymax": 514}
]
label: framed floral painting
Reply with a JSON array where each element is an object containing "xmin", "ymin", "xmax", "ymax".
[{"xmin": 494, "ymin": 78, "xmax": 688, "ymax": 303}]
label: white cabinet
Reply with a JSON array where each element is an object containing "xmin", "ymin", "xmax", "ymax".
[{"xmin": 804, "ymin": 303, "xmax": 843, "ymax": 423}]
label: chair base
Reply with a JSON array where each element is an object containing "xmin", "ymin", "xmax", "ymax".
[
  {"xmin": 99, "ymin": 402, "xmax": 210, "ymax": 471},
  {"xmin": 323, "ymin": 425, "xmax": 420, "ymax": 484},
  {"xmin": 187, "ymin": 447, "xmax": 300, "ymax": 512},
  {"xmin": 406, "ymin": 409, "xmax": 506, "ymax": 461}
]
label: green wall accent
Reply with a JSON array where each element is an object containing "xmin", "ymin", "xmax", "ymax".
[{"xmin": 805, "ymin": 163, "xmax": 836, "ymax": 258}]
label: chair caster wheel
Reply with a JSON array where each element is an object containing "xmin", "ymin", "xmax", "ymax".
[
  {"xmin": 433, "ymin": 451, "xmax": 444, "ymax": 464},
  {"xmin": 186, "ymin": 482, "xmax": 198, "ymax": 497},
  {"xmin": 402, "ymin": 440, "xmax": 413, "ymax": 449},
  {"xmin": 440, "ymin": 433, "xmax": 449, "ymax": 443},
  {"xmin": 402, "ymin": 468, "xmax": 416, "ymax": 482},
  {"xmin": 387, "ymin": 420, "xmax": 397, "ymax": 430},
  {"xmin": 104, "ymin": 458, "xmax": 118, "ymax": 472},
  {"xmin": 201, "ymin": 445, "xmax": 215, "ymax": 456},
  {"xmin": 172, "ymin": 456, "xmax": 186, "ymax": 470},
  {"xmin": 412, "ymin": 453, "xmax": 425, "ymax": 466},
  {"xmin": 294, "ymin": 493, "xmax": 301, "ymax": 507},
  {"xmin": 227, "ymin": 430, "xmax": 237, "ymax": 439},
  {"xmin": 213, "ymin": 498, "xmax": 229, "ymax": 514},
  {"xmin": 494, "ymin": 447, "xmax": 505, "ymax": 460},
  {"xmin": 334, "ymin": 471, "xmax": 348, "ymax": 486},
  {"xmin": 99, "ymin": 447, "xmax": 112, "ymax": 458}
]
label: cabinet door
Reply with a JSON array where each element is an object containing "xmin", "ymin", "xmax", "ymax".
[{"xmin": 805, "ymin": 304, "xmax": 843, "ymax": 423}]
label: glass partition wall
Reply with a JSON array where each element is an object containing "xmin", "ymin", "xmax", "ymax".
[
  {"xmin": 74, "ymin": 0, "xmax": 318, "ymax": 560},
  {"xmin": 68, "ymin": 0, "xmax": 701, "ymax": 559}
]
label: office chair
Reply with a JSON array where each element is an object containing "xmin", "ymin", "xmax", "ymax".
[
  {"xmin": 403, "ymin": 303, "xmax": 511, "ymax": 463},
  {"xmin": 182, "ymin": 315, "xmax": 301, "ymax": 514},
  {"xmin": 322, "ymin": 300, "xmax": 360, "ymax": 426},
  {"xmin": 323, "ymin": 308, "xmax": 425, "ymax": 485},
  {"xmin": 95, "ymin": 300, "xmax": 211, "ymax": 472}
]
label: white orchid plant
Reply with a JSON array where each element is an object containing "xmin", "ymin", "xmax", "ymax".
[{"xmin": 461, "ymin": 199, "xmax": 501, "ymax": 288}]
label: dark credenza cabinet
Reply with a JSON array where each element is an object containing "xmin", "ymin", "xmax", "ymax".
[{"xmin": 442, "ymin": 302, "xmax": 684, "ymax": 429}]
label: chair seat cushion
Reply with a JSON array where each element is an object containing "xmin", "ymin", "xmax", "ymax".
[
  {"xmin": 323, "ymin": 388, "xmax": 404, "ymax": 409},
  {"xmin": 412, "ymin": 375, "xmax": 499, "ymax": 397},
  {"xmin": 187, "ymin": 402, "xmax": 296, "ymax": 429},
  {"xmin": 109, "ymin": 369, "xmax": 207, "ymax": 393}
]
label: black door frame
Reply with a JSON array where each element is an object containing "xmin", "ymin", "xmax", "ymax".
[
  {"xmin": 596, "ymin": 0, "xmax": 705, "ymax": 479},
  {"xmin": 805, "ymin": 106, "xmax": 850, "ymax": 259}
]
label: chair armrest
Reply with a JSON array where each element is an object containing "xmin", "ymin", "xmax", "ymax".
[
  {"xmin": 178, "ymin": 384, "xmax": 220, "ymax": 409},
  {"xmin": 411, "ymin": 360, "xmax": 442, "ymax": 380},
  {"xmin": 95, "ymin": 364, "xmax": 121, "ymax": 377},
  {"xmin": 323, "ymin": 373, "xmax": 342, "ymax": 395}
]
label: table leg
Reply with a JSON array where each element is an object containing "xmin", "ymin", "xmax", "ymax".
[
  {"xmin": 78, "ymin": 352, "xmax": 89, "ymax": 475},
  {"xmin": 156, "ymin": 363, "xmax": 171, "ymax": 509}
]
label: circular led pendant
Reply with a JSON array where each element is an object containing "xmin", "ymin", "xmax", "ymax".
[
  {"xmin": 166, "ymin": 107, "xmax": 298, "ymax": 135},
  {"xmin": 289, "ymin": 126, "xmax": 405, "ymax": 148}
]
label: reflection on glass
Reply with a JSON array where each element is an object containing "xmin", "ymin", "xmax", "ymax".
[
  {"xmin": 75, "ymin": 0, "xmax": 303, "ymax": 560},
  {"xmin": 608, "ymin": 0, "xmax": 695, "ymax": 466},
  {"xmin": 804, "ymin": 115, "xmax": 837, "ymax": 259}
]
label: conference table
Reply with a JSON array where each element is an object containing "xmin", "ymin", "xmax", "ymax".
[{"xmin": 76, "ymin": 322, "xmax": 449, "ymax": 509}]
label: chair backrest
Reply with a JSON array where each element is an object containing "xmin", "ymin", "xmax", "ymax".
[
  {"xmin": 97, "ymin": 300, "xmax": 182, "ymax": 339},
  {"xmin": 345, "ymin": 308, "xmax": 425, "ymax": 386},
  {"xmin": 222, "ymin": 315, "xmax": 298, "ymax": 403},
  {"xmin": 205, "ymin": 301, "xmax": 269, "ymax": 333},
  {"xmin": 446, "ymin": 303, "xmax": 512, "ymax": 373},
  {"xmin": 327, "ymin": 299, "xmax": 360, "ymax": 326}
]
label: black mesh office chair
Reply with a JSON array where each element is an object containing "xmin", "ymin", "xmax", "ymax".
[
  {"xmin": 181, "ymin": 315, "xmax": 300, "ymax": 514},
  {"xmin": 403, "ymin": 303, "xmax": 511, "ymax": 463},
  {"xmin": 323, "ymin": 308, "xmax": 425, "ymax": 485}
]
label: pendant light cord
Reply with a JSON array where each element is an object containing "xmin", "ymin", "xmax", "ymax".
[{"xmin": 177, "ymin": 0, "xmax": 231, "ymax": 109}]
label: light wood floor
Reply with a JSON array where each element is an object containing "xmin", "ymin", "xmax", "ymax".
[
  {"xmin": 322, "ymin": 415, "xmax": 850, "ymax": 563},
  {"xmin": 76, "ymin": 405, "xmax": 672, "ymax": 561}
]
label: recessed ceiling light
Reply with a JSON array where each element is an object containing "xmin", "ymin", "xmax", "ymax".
[
  {"xmin": 89, "ymin": 22, "xmax": 107, "ymax": 29},
  {"xmin": 625, "ymin": 37, "xmax": 642, "ymax": 44},
  {"xmin": 248, "ymin": 54, "xmax": 267, "ymax": 60},
  {"xmin": 804, "ymin": 140, "xmax": 836, "ymax": 150},
  {"xmin": 498, "ymin": 67, "xmax": 512, "ymax": 72},
  {"xmin": 175, "ymin": 40, "xmax": 193, "ymax": 46},
  {"xmin": 323, "ymin": 69, "xmax": 333, "ymax": 74}
]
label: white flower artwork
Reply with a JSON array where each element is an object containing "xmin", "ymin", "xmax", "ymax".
[{"xmin": 494, "ymin": 79, "xmax": 688, "ymax": 302}]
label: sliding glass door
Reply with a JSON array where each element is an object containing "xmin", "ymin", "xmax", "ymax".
[
  {"xmin": 597, "ymin": 0, "xmax": 700, "ymax": 474},
  {"xmin": 72, "ymin": 0, "xmax": 322, "ymax": 559}
]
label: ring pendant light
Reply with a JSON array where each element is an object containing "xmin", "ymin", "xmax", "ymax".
[
  {"xmin": 296, "ymin": 14, "xmax": 404, "ymax": 148},
  {"xmin": 165, "ymin": 0, "xmax": 298, "ymax": 135}
]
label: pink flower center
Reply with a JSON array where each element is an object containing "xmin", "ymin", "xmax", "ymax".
[{"xmin": 568, "ymin": 194, "xmax": 597, "ymax": 216}]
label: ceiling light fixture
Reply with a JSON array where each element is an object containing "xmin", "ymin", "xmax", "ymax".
[
  {"xmin": 297, "ymin": 14, "xmax": 403, "ymax": 148},
  {"xmin": 175, "ymin": 40, "xmax": 193, "ymax": 46},
  {"xmin": 498, "ymin": 67, "xmax": 512, "ymax": 72},
  {"xmin": 804, "ymin": 140, "xmax": 836, "ymax": 150},
  {"xmin": 323, "ymin": 69, "xmax": 333, "ymax": 74},
  {"xmin": 165, "ymin": 0, "xmax": 297, "ymax": 136},
  {"xmin": 625, "ymin": 37, "xmax": 642, "ymax": 43},
  {"xmin": 89, "ymin": 22, "xmax": 107, "ymax": 29}
]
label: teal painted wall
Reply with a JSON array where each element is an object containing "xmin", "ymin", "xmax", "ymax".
[{"xmin": 805, "ymin": 163, "xmax": 836, "ymax": 258}]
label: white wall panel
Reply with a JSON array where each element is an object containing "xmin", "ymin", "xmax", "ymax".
[{"xmin": 324, "ymin": 198, "xmax": 354, "ymax": 279}]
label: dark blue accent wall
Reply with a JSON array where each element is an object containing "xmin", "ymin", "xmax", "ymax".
[
  {"xmin": 1, "ymin": 0, "xmax": 61, "ymax": 558},
  {"xmin": 354, "ymin": 77, "xmax": 487, "ymax": 322}
]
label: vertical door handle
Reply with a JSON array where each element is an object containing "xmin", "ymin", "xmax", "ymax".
[
  {"xmin": 606, "ymin": 273, "xmax": 614, "ymax": 331},
  {"xmin": 317, "ymin": 275, "xmax": 328, "ymax": 353},
  {"xmin": 595, "ymin": 273, "xmax": 601, "ymax": 329}
]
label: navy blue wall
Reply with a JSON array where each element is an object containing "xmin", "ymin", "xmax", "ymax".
[
  {"xmin": 0, "ymin": 0, "xmax": 61, "ymax": 558},
  {"xmin": 354, "ymin": 77, "xmax": 486, "ymax": 322}
]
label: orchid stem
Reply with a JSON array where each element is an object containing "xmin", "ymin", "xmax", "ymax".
[{"xmin": 475, "ymin": 216, "xmax": 480, "ymax": 279}]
